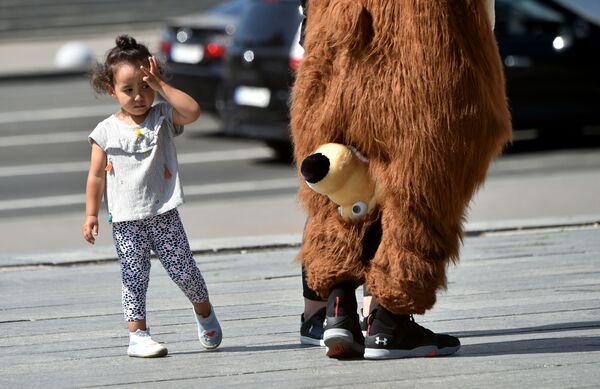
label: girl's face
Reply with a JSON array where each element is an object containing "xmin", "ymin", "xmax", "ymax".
[{"xmin": 109, "ymin": 62, "xmax": 155, "ymax": 119}]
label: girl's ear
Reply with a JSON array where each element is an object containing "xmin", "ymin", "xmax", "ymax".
[{"xmin": 107, "ymin": 83, "xmax": 116, "ymax": 98}]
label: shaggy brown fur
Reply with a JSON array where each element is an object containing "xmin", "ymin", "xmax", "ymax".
[{"xmin": 291, "ymin": 0, "xmax": 512, "ymax": 314}]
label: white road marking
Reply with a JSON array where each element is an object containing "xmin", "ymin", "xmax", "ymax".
[
  {"xmin": 184, "ymin": 178, "xmax": 298, "ymax": 196},
  {"xmin": 0, "ymin": 177, "xmax": 299, "ymax": 211},
  {"xmin": 0, "ymin": 131, "xmax": 87, "ymax": 147},
  {"xmin": 0, "ymin": 194, "xmax": 85, "ymax": 212},
  {"xmin": 0, "ymin": 147, "xmax": 274, "ymax": 178},
  {"xmin": 0, "ymin": 105, "xmax": 115, "ymax": 125}
]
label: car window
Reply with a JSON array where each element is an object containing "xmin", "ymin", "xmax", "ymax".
[
  {"xmin": 496, "ymin": 0, "xmax": 567, "ymax": 35},
  {"xmin": 208, "ymin": 0, "xmax": 247, "ymax": 16},
  {"xmin": 233, "ymin": 1, "xmax": 302, "ymax": 46}
]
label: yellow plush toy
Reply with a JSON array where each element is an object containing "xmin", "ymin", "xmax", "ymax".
[{"xmin": 300, "ymin": 143, "xmax": 379, "ymax": 222}]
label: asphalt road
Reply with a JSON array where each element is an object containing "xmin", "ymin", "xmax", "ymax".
[{"xmin": 1, "ymin": 76, "xmax": 600, "ymax": 254}]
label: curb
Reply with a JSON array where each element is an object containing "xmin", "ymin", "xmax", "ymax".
[
  {"xmin": 2, "ymin": 215, "xmax": 599, "ymax": 269},
  {"xmin": 0, "ymin": 234, "xmax": 303, "ymax": 269},
  {"xmin": 464, "ymin": 214, "xmax": 600, "ymax": 236}
]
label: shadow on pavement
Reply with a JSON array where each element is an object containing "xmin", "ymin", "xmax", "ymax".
[
  {"xmin": 460, "ymin": 336, "xmax": 600, "ymax": 356},
  {"xmin": 169, "ymin": 343, "xmax": 309, "ymax": 355},
  {"xmin": 455, "ymin": 320, "xmax": 600, "ymax": 338}
]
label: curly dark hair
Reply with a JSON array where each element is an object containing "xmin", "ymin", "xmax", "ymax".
[{"xmin": 91, "ymin": 35, "xmax": 162, "ymax": 94}]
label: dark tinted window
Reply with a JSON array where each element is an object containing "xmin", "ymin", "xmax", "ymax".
[{"xmin": 233, "ymin": 0, "xmax": 302, "ymax": 46}]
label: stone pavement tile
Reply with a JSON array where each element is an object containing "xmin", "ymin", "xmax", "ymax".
[{"xmin": 1, "ymin": 227, "xmax": 599, "ymax": 388}]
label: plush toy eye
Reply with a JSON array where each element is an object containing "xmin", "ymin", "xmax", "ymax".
[{"xmin": 351, "ymin": 201, "xmax": 368, "ymax": 217}]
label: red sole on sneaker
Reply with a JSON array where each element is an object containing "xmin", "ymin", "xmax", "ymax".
[
  {"xmin": 326, "ymin": 343, "xmax": 361, "ymax": 358},
  {"xmin": 324, "ymin": 336, "xmax": 364, "ymax": 358}
]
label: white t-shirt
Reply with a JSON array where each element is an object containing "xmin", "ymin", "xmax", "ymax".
[{"xmin": 89, "ymin": 102, "xmax": 184, "ymax": 223}]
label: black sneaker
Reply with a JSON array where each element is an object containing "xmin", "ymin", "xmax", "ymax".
[
  {"xmin": 300, "ymin": 307, "xmax": 326, "ymax": 346},
  {"xmin": 364, "ymin": 307, "xmax": 460, "ymax": 359},
  {"xmin": 323, "ymin": 285, "xmax": 365, "ymax": 358}
]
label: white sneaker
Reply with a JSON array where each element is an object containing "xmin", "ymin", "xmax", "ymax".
[
  {"xmin": 194, "ymin": 305, "xmax": 223, "ymax": 350},
  {"xmin": 127, "ymin": 328, "xmax": 168, "ymax": 358}
]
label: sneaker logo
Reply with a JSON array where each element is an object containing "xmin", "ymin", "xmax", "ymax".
[
  {"xmin": 308, "ymin": 325, "xmax": 314, "ymax": 334},
  {"xmin": 323, "ymin": 318, "xmax": 328, "ymax": 327},
  {"xmin": 204, "ymin": 330, "xmax": 217, "ymax": 338},
  {"xmin": 375, "ymin": 336, "xmax": 388, "ymax": 346}
]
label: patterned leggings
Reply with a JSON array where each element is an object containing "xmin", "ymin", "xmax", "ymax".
[{"xmin": 112, "ymin": 208, "xmax": 208, "ymax": 321}]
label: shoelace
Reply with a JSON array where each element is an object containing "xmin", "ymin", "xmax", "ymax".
[{"xmin": 409, "ymin": 315, "xmax": 434, "ymax": 336}]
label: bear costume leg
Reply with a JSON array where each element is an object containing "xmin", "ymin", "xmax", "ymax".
[
  {"xmin": 299, "ymin": 193, "xmax": 384, "ymax": 297},
  {"xmin": 292, "ymin": 0, "xmax": 511, "ymax": 358}
]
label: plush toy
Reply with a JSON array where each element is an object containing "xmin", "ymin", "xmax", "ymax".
[
  {"xmin": 291, "ymin": 0, "xmax": 511, "ymax": 359},
  {"xmin": 300, "ymin": 143, "xmax": 378, "ymax": 222}
]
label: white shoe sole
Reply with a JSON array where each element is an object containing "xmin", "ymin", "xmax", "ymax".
[
  {"xmin": 127, "ymin": 347, "xmax": 168, "ymax": 358},
  {"xmin": 300, "ymin": 336, "xmax": 325, "ymax": 346},
  {"xmin": 364, "ymin": 344, "xmax": 460, "ymax": 359}
]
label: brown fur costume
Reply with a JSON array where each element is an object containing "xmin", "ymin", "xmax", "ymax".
[{"xmin": 291, "ymin": 0, "xmax": 511, "ymax": 314}]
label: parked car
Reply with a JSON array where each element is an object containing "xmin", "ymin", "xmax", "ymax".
[
  {"xmin": 220, "ymin": 0, "xmax": 600, "ymax": 152},
  {"xmin": 158, "ymin": 0, "xmax": 247, "ymax": 113},
  {"xmin": 220, "ymin": 0, "xmax": 302, "ymax": 156},
  {"xmin": 497, "ymin": 0, "xmax": 600, "ymax": 134}
]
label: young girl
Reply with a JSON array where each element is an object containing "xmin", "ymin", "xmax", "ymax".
[{"xmin": 82, "ymin": 35, "xmax": 222, "ymax": 358}]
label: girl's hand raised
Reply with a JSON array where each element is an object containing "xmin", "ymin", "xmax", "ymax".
[
  {"xmin": 141, "ymin": 55, "xmax": 201, "ymax": 125},
  {"xmin": 140, "ymin": 56, "xmax": 164, "ymax": 92}
]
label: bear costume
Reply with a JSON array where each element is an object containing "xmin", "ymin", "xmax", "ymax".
[{"xmin": 291, "ymin": 0, "xmax": 511, "ymax": 359}]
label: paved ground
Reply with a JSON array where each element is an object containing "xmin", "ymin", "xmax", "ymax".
[{"xmin": 1, "ymin": 224, "xmax": 599, "ymax": 388}]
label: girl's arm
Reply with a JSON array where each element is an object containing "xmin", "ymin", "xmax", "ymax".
[
  {"xmin": 141, "ymin": 56, "xmax": 201, "ymax": 126},
  {"xmin": 83, "ymin": 142, "xmax": 107, "ymax": 244}
]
